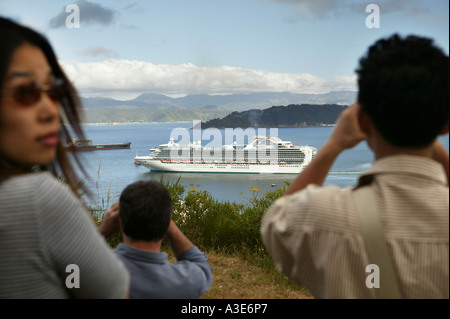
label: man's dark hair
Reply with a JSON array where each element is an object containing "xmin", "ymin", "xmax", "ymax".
[
  {"xmin": 356, "ymin": 33, "xmax": 449, "ymax": 148},
  {"xmin": 119, "ymin": 181, "xmax": 172, "ymax": 241}
]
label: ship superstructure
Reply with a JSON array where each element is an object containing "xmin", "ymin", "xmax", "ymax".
[{"xmin": 135, "ymin": 135, "xmax": 316, "ymax": 174}]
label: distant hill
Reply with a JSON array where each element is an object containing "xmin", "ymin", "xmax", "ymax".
[
  {"xmin": 202, "ymin": 104, "xmax": 348, "ymax": 129},
  {"xmin": 80, "ymin": 91, "xmax": 356, "ymax": 123}
]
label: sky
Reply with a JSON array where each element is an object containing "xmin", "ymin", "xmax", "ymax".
[{"xmin": 1, "ymin": 0, "xmax": 448, "ymax": 100}]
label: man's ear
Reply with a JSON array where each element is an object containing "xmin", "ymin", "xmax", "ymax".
[{"xmin": 356, "ymin": 103, "xmax": 371, "ymax": 135}]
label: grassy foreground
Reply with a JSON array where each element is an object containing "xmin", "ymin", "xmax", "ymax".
[
  {"xmin": 198, "ymin": 250, "xmax": 312, "ymax": 299},
  {"xmin": 93, "ymin": 178, "xmax": 313, "ymax": 299}
]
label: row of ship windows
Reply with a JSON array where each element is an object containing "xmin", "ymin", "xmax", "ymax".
[
  {"xmin": 156, "ymin": 154, "xmax": 306, "ymax": 159},
  {"xmin": 159, "ymin": 161, "xmax": 304, "ymax": 165},
  {"xmin": 158, "ymin": 151, "xmax": 306, "ymax": 155}
]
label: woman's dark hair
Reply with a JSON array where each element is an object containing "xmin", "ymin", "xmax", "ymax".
[
  {"xmin": 119, "ymin": 181, "xmax": 172, "ymax": 242},
  {"xmin": 356, "ymin": 34, "xmax": 449, "ymax": 148},
  {"xmin": 0, "ymin": 17, "xmax": 88, "ymax": 197}
]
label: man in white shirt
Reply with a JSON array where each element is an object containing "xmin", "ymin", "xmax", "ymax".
[{"xmin": 260, "ymin": 34, "xmax": 449, "ymax": 299}]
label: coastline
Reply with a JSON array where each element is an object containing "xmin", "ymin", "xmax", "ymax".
[
  {"xmin": 80, "ymin": 121, "xmax": 192, "ymax": 126},
  {"xmin": 79, "ymin": 121, "xmax": 335, "ymax": 128}
]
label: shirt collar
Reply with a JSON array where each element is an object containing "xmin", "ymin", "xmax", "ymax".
[
  {"xmin": 357, "ymin": 154, "xmax": 448, "ymax": 187},
  {"xmin": 115, "ymin": 242, "xmax": 168, "ymax": 263}
]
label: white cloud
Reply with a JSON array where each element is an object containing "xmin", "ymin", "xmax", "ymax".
[{"xmin": 59, "ymin": 59, "xmax": 356, "ymax": 99}]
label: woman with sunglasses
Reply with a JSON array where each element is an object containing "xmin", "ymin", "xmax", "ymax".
[{"xmin": 0, "ymin": 17, "xmax": 130, "ymax": 298}]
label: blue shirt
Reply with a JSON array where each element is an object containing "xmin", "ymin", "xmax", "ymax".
[{"xmin": 114, "ymin": 243, "xmax": 213, "ymax": 299}]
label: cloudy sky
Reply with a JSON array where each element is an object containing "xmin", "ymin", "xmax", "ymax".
[{"xmin": 1, "ymin": 0, "xmax": 448, "ymax": 100}]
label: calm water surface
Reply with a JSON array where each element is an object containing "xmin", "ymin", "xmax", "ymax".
[{"xmin": 75, "ymin": 122, "xmax": 449, "ymax": 209}]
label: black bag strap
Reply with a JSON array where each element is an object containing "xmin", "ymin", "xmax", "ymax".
[{"xmin": 353, "ymin": 186, "xmax": 401, "ymax": 299}]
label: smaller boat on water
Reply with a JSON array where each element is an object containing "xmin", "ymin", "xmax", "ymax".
[{"xmin": 67, "ymin": 139, "xmax": 131, "ymax": 151}]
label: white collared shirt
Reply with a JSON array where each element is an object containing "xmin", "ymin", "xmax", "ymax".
[{"xmin": 260, "ymin": 155, "xmax": 449, "ymax": 299}]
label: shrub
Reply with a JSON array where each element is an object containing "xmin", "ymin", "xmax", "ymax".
[{"xmin": 165, "ymin": 180, "xmax": 289, "ymax": 264}]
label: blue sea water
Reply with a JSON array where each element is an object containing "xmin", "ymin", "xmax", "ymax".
[{"xmin": 75, "ymin": 122, "xmax": 449, "ymax": 209}]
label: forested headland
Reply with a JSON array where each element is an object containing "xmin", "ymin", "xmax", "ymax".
[{"xmin": 201, "ymin": 104, "xmax": 347, "ymax": 129}]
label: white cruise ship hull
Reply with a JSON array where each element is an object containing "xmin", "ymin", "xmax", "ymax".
[
  {"xmin": 135, "ymin": 135, "xmax": 316, "ymax": 174},
  {"xmin": 134, "ymin": 157, "xmax": 306, "ymax": 174}
]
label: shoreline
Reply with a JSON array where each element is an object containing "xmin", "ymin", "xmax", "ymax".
[{"xmin": 78, "ymin": 121, "xmax": 336, "ymax": 128}]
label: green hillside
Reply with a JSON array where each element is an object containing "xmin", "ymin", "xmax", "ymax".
[{"xmin": 202, "ymin": 104, "xmax": 347, "ymax": 128}]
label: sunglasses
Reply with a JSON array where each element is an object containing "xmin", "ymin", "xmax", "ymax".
[{"xmin": 10, "ymin": 78, "xmax": 66, "ymax": 107}]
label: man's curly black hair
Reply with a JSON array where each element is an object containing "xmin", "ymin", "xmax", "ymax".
[{"xmin": 356, "ymin": 34, "xmax": 449, "ymax": 148}]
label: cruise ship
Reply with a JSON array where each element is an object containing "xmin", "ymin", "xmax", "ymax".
[{"xmin": 134, "ymin": 135, "xmax": 316, "ymax": 174}]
